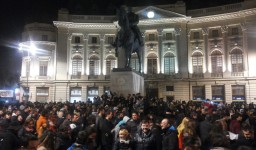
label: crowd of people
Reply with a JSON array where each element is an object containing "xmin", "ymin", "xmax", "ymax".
[{"xmin": 0, "ymin": 93, "xmax": 256, "ymax": 150}]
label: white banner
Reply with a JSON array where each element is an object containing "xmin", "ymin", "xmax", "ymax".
[{"xmin": 0, "ymin": 90, "xmax": 14, "ymax": 98}]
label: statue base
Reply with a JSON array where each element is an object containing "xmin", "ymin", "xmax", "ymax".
[{"xmin": 110, "ymin": 69, "xmax": 144, "ymax": 97}]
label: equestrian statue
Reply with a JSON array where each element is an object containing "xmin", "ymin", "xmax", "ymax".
[{"xmin": 112, "ymin": 6, "xmax": 144, "ymax": 72}]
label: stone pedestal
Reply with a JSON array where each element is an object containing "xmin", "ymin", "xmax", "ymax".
[
  {"xmin": 117, "ymin": 47, "xmax": 126, "ymax": 69},
  {"xmin": 111, "ymin": 68, "xmax": 144, "ymax": 96}
]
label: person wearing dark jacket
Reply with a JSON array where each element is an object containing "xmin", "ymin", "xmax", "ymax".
[
  {"xmin": 0, "ymin": 119, "xmax": 19, "ymax": 150},
  {"xmin": 231, "ymin": 124, "xmax": 256, "ymax": 149},
  {"xmin": 99, "ymin": 109, "xmax": 114, "ymax": 150},
  {"xmin": 134, "ymin": 119, "xmax": 158, "ymax": 150},
  {"xmin": 160, "ymin": 118, "xmax": 179, "ymax": 150},
  {"xmin": 199, "ymin": 114, "xmax": 213, "ymax": 150},
  {"xmin": 126, "ymin": 111, "xmax": 140, "ymax": 139}
]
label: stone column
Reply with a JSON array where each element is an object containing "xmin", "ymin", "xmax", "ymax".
[
  {"xmin": 100, "ymin": 34, "xmax": 105, "ymax": 75},
  {"xmin": 56, "ymin": 27, "xmax": 69, "ymax": 80},
  {"xmin": 202, "ymin": 28, "xmax": 209, "ymax": 73},
  {"xmin": 187, "ymin": 29, "xmax": 192, "ymax": 77},
  {"xmin": 221, "ymin": 26, "xmax": 230, "ymax": 76},
  {"xmin": 241, "ymin": 23, "xmax": 248, "ymax": 76},
  {"xmin": 157, "ymin": 29, "xmax": 163, "ymax": 74},
  {"xmin": 83, "ymin": 34, "xmax": 88, "ymax": 75},
  {"xmin": 175, "ymin": 27, "xmax": 181, "ymax": 74}
]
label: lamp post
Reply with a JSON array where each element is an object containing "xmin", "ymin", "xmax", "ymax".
[{"xmin": 19, "ymin": 42, "xmax": 36, "ymax": 103}]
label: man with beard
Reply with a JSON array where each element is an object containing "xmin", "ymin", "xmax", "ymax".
[
  {"xmin": 134, "ymin": 119, "xmax": 158, "ymax": 150},
  {"xmin": 161, "ymin": 118, "xmax": 179, "ymax": 150}
]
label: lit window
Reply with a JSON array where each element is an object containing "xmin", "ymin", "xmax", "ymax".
[
  {"xmin": 72, "ymin": 55, "xmax": 82, "ymax": 75},
  {"xmin": 39, "ymin": 61, "xmax": 48, "ymax": 76},
  {"xmin": 164, "ymin": 53, "xmax": 175, "ymax": 75},
  {"xmin": 231, "ymin": 49, "xmax": 243, "ymax": 73},
  {"xmin": 89, "ymin": 55, "xmax": 99, "ymax": 75},
  {"xmin": 147, "ymin": 53, "xmax": 157, "ymax": 74},
  {"xmin": 211, "ymin": 51, "xmax": 223, "ymax": 74},
  {"xmin": 106, "ymin": 55, "xmax": 116, "ymax": 75},
  {"xmin": 192, "ymin": 52, "xmax": 203, "ymax": 73}
]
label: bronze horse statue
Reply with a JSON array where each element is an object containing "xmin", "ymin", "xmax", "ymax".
[{"xmin": 113, "ymin": 6, "xmax": 144, "ymax": 72}]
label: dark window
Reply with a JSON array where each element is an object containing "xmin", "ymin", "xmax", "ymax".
[
  {"xmin": 212, "ymin": 85, "xmax": 225, "ymax": 100},
  {"xmin": 92, "ymin": 37, "xmax": 97, "ymax": 44},
  {"xmin": 166, "ymin": 86, "xmax": 174, "ymax": 91},
  {"xmin": 232, "ymin": 85, "xmax": 245, "ymax": 100},
  {"xmin": 75, "ymin": 36, "xmax": 80, "ymax": 43},
  {"xmin": 192, "ymin": 86, "xmax": 205, "ymax": 100},
  {"xmin": 212, "ymin": 30, "xmax": 219, "ymax": 38},
  {"xmin": 193, "ymin": 32, "xmax": 200, "ymax": 39},
  {"xmin": 231, "ymin": 28, "xmax": 238, "ymax": 36},
  {"xmin": 166, "ymin": 33, "xmax": 172, "ymax": 40},
  {"xmin": 108, "ymin": 37, "xmax": 114, "ymax": 44},
  {"xmin": 149, "ymin": 34, "xmax": 155, "ymax": 41},
  {"xmin": 42, "ymin": 35, "xmax": 48, "ymax": 41}
]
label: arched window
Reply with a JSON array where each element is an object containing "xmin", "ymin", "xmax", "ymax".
[
  {"xmin": 72, "ymin": 55, "xmax": 82, "ymax": 75},
  {"xmin": 89, "ymin": 55, "xmax": 99, "ymax": 75},
  {"xmin": 192, "ymin": 52, "xmax": 203, "ymax": 73},
  {"xmin": 211, "ymin": 50, "xmax": 223, "ymax": 74},
  {"xmin": 147, "ymin": 53, "xmax": 157, "ymax": 74},
  {"xmin": 231, "ymin": 49, "xmax": 243, "ymax": 73},
  {"xmin": 164, "ymin": 52, "xmax": 175, "ymax": 75},
  {"xmin": 131, "ymin": 53, "xmax": 140, "ymax": 72},
  {"xmin": 105, "ymin": 55, "xmax": 116, "ymax": 75}
]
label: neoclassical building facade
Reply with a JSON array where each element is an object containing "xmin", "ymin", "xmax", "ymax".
[{"xmin": 19, "ymin": 0, "xmax": 256, "ymax": 103}]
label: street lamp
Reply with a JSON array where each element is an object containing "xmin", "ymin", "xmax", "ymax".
[{"xmin": 19, "ymin": 42, "xmax": 37, "ymax": 103}]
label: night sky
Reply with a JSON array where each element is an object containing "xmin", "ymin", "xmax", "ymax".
[{"xmin": 0, "ymin": 0, "xmax": 243, "ymax": 88}]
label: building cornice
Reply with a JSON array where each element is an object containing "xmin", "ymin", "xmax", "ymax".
[
  {"xmin": 54, "ymin": 8, "xmax": 256, "ymax": 28},
  {"xmin": 138, "ymin": 17, "xmax": 191, "ymax": 25},
  {"xmin": 53, "ymin": 21, "xmax": 116, "ymax": 29},
  {"xmin": 20, "ymin": 41, "xmax": 56, "ymax": 46},
  {"xmin": 190, "ymin": 8, "xmax": 256, "ymax": 24}
]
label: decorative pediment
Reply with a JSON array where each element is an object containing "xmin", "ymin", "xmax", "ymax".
[{"xmin": 135, "ymin": 6, "xmax": 187, "ymax": 20}]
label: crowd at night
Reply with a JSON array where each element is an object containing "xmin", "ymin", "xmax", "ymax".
[{"xmin": 0, "ymin": 93, "xmax": 256, "ymax": 150}]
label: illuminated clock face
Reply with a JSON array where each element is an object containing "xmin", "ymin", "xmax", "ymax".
[{"xmin": 147, "ymin": 11, "xmax": 154, "ymax": 18}]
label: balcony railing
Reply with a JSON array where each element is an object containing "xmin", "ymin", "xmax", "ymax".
[
  {"xmin": 71, "ymin": 75, "xmax": 81, "ymax": 79},
  {"xmin": 192, "ymin": 73, "xmax": 204, "ymax": 79},
  {"xmin": 88, "ymin": 75, "xmax": 99, "ymax": 80},
  {"xmin": 211, "ymin": 73, "xmax": 223, "ymax": 78},
  {"xmin": 231, "ymin": 72, "xmax": 244, "ymax": 77}
]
